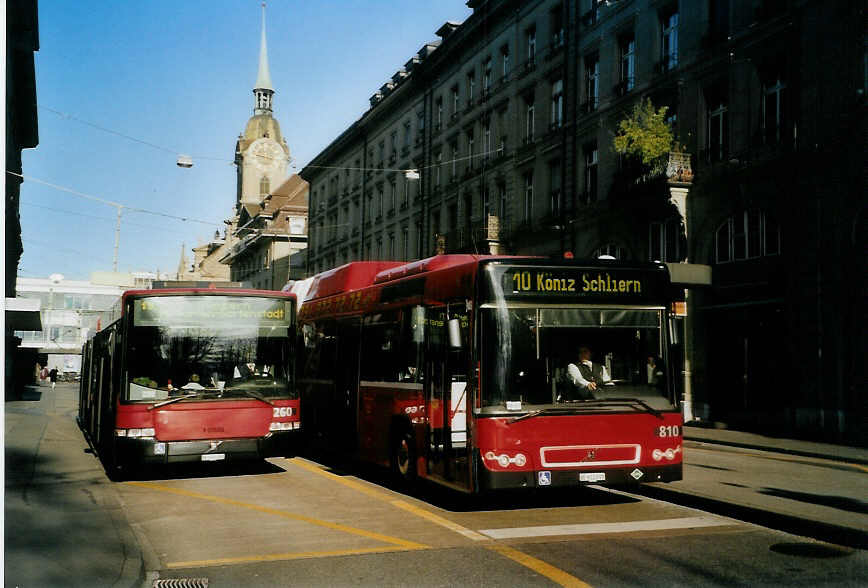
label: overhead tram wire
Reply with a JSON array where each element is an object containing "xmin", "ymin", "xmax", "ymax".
[
  {"xmin": 38, "ymin": 103, "xmax": 503, "ymax": 177},
  {"xmin": 8, "ymin": 170, "xmax": 225, "ymax": 272}
]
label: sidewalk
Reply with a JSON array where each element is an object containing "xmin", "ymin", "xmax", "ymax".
[
  {"xmin": 639, "ymin": 420, "xmax": 868, "ymax": 549},
  {"xmin": 4, "ymin": 382, "xmax": 145, "ymax": 587},
  {"xmin": 684, "ymin": 421, "xmax": 868, "ymax": 465}
]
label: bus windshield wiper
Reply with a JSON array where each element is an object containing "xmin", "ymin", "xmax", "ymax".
[
  {"xmin": 236, "ymin": 388, "xmax": 275, "ymax": 406},
  {"xmin": 591, "ymin": 397, "xmax": 664, "ymax": 419},
  {"xmin": 148, "ymin": 391, "xmax": 202, "ymax": 410},
  {"xmin": 508, "ymin": 406, "xmax": 578, "ymax": 424}
]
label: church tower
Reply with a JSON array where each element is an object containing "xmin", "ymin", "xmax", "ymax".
[{"xmin": 235, "ymin": 2, "xmax": 290, "ymax": 209}]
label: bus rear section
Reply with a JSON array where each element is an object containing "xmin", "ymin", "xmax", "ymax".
[
  {"xmin": 473, "ymin": 261, "xmax": 683, "ymax": 490},
  {"xmin": 78, "ymin": 290, "xmax": 299, "ymax": 474}
]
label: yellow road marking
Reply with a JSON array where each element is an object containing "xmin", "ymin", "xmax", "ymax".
[
  {"xmin": 288, "ymin": 458, "xmax": 485, "ymax": 540},
  {"xmin": 167, "ymin": 546, "xmax": 418, "ymax": 570},
  {"xmin": 287, "ymin": 458, "xmax": 591, "ymax": 586},
  {"xmin": 126, "ymin": 481, "xmax": 427, "ymax": 551},
  {"xmin": 390, "ymin": 499, "xmax": 488, "ymax": 541},
  {"xmin": 486, "ymin": 543, "xmax": 593, "ymax": 588}
]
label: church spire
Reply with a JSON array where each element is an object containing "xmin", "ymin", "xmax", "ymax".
[{"xmin": 253, "ymin": 2, "xmax": 274, "ymax": 115}]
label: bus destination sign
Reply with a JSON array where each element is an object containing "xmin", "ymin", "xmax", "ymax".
[
  {"xmin": 133, "ymin": 295, "xmax": 292, "ymax": 328},
  {"xmin": 490, "ymin": 265, "xmax": 666, "ymax": 302}
]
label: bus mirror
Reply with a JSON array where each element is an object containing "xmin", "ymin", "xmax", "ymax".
[
  {"xmin": 668, "ymin": 317, "xmax": 680, "ymax": 345},
  {"xmin": 412, "ymin": 306, "xmax": 425, "ymax": 343},
  {"xmin": 447, "ymin": 318, "xmax": 462, "ymax": 349}
]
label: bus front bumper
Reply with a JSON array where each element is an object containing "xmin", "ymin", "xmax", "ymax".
[
  {"xmin": 115, "ymin": 431, "xmax": 299, "ymax": 465},
  {"xmin": 478, "ymin": 458, "xmax": 682, "ymax": 491}
]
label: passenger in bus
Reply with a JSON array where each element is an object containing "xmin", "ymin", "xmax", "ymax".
[
  {"xmin": 180, "ymin": 373, "xmax": 205, "ymax": 390},
  {"xmin": 647, "ymin": 355, "xmax": 665, "ymax": 388},
  {"xmin": 566, "ymin": 346, "xmax": 613, "ymax": 398}
]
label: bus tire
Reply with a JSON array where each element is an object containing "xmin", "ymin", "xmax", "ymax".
[{"xmin": 391, "ymin": 427, "xmax": 416, "ymax": 485}]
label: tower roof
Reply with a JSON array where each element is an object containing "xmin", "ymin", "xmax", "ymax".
[{"xmin": 255, "ymin": 2, "xmax": 273, "ymax": 91}]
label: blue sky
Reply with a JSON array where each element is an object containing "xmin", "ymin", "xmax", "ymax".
[{"xmin": 19, "ymin": 0, "xmax": 472, "ymax": 280}]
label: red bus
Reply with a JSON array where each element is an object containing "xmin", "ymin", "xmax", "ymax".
[
  {"xmin": 297, "ymin": 255, "xmax": 683, "ymax": 493},
  {"xmin": 78, "ymin": 289, "xmax": 299, "ymax": 477}
]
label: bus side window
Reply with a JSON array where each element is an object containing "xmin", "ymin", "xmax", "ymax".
[{"xmin": 361, "ymin": 311, "xmax": 401, "ymax": 382}]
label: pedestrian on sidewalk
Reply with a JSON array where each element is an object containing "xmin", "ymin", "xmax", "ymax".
[{"xmin": 49, "ymin": 368, "xmax": 58, "ymax": 390}]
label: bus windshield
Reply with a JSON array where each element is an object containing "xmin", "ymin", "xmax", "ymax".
[
  {"xmin": 479, "ymin": 306, "xmax": 672, "ymax": 412},
  {"xmin": 124, "ymin": 295, "xmax": 295, "ymax": 402}
]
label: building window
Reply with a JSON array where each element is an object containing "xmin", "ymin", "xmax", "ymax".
[
  {"xmin": 585, "ymin": 53, "xmax": 599, "ymax": 111},
  {"xmin": 649, "ymin": 218, "xmax": 682, "ymax": 263},
  {"xmin": 483, "ymin": 58, "xmax": 492, "ymax": 92},
  {"xmin": 549, "ymin": 160, "xmax": 562, "ymax": 216},
  {"xmin": 435, "ymin": 97, "xmax": 443, "ymax": 129},
  {"xmin": 715, "ymin": 210, "xmax": 781, "ymax": 263},
  {"xmin": 619, "ymin": 33, "xmax": 636, "ymax": 93},
  {"xmin": 550, "ymin": 79, "xmax": 564, "ymax": 128},
  {"xmin": 482, "ymin": 187, "xmax": 491, "ymax": 227},
  {"xmin": 467, "ymin": 71, "xmax": 475, "ymax": 104},
  {"xmin": 551, "ymin": 5, "xmax": 564, "ymax": 48},
  {"xmin": 434, "ymin": 151, "xmax": 442, "ymax": 186},
  {"xmin": 467, "ymin": 131, "xmax": 475, "ymax": 169},
  {"xmin": 661, "ymin": 8, "xmax": 679, "ymax": 71},
  {"xmin": 498, "ymin": 183, "xmax": 508, "ymax": 227},
  {"xmin": 593, "ymin": 243, "xmax": 626, "ymax": 259},
  {"xmin": 706, "ymin": 93, "xmax": 729, "ymax": 162},
  {"xmin": 377, "ymin": 187, "xmax": 384, "ymax": 218},
  {"xmin": 417, "ymin": 111, "xmax": 425, "ymax": 133},
  {"xmin": 259, "ymin": 176, "xmax": 270, "ymax": 198},
  {"xmin": 526, "ymin": 26, "xmax": 536, "ymax": 62},
  {"xmin": 501, "ymin": 45, "xmax": 510, "ymax": 80},
  {"xmin": 450, "ymin": 141, "xmax": 459, "ymax": 180},
  {"xmin": 525, "ymin": 97, "xmax": 535, "ymax": 141},
  {"xmin": 483, "ymin": 123, "xmax": 492, "ymax": 160},
  {"xmin": 403, "ymin": 122, "xmax": 411, "ymax": 148},
  {"xmin": 762, "ymin": 75, "xmax": 788, "ymax": 145},
  {"xmin": 524, "ymin": 171, "xmax": 534, "ymax": 223},
  {"xmin": 389, "ymin": 180, "xmax": 397, "ymax": 211},
  {"xmin": 584, "ymin": 143, "xmax": 598, "ymax": 203},
  {"xmin": 452, "ymin": 86, "xmax": 460, "ymax": 116},
  {"xmin": 402, "ymin": 226, "xmax": 409, "ymax": 260}
]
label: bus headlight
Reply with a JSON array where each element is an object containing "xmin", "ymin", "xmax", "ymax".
[{"xmin": 484, "ymin": 451, "xmax": 528, "ymax": 468}]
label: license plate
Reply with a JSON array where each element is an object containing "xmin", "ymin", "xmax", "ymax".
[
  {"xmin": 201, "ymin": 453, "xmax": 225, "ymax": 462},
  {"xmin": 579, "ymin": 472, "xmax": 605, "ymax": 482}
]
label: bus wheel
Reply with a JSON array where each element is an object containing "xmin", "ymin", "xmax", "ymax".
[{"xmin": 391, "ymin": 429, "xmax": 416, "ymax": 485}]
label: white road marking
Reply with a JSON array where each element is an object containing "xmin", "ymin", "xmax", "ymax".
[{"xmin": 479, "ymin": 516, "xmax": 734, "ymax": 539}]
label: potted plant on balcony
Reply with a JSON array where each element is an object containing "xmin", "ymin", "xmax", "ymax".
[{"xmin": 613, "ymin": 98, "xmax": 692, "ymax": 184}]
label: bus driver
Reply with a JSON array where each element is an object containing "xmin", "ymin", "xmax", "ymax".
[{"xmin": 566, "ymin": 345, "xmax": 613, "ymax": 398}]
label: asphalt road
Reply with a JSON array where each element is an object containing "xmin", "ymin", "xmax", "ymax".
[{"xmin": 5, "ymin": 383, "xmax": 867, "ymax": 587}]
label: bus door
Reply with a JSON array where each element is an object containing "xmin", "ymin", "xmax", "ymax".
[
  {"xmin": 424, "ymin": 304, "xmax": 470, "ymax": 489},
  {"xmin": 335, "ymin": 317, "xmax": 361, "ymax": 451}
]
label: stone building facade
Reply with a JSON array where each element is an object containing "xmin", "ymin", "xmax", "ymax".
[{"xmin": 301, "ymin": 0, "xmax": 865, "ymax": 444}]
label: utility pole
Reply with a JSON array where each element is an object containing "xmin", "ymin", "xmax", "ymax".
[{"xmin": 112, "ymin": 205, "xmax": 123, "ymax": 272}]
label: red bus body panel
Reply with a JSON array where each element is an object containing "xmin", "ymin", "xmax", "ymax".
[
  {"xmin": 116, "ymin": 399, "xmax": 299, "ymax": 441},
  {"xmin": 474, "ymin": 411, "xmax": 683, "ymax": 487}
]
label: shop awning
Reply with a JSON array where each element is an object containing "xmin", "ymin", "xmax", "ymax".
[{"xmin": 4, "ymin": 297, "xmax": 42, "ymax": 331}]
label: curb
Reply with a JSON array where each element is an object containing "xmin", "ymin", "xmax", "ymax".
[
  {"xmin": 683, "ymin": 434, "xmax": 868, "ymax": 467},
  {"xmin": 638, "ymin": 484, "xmax": 868, "ymax": 550}
]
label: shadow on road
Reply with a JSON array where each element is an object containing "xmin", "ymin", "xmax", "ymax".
[{"xmin": 300, "ymin": 448, "xmax": 639, "ymax": 513}]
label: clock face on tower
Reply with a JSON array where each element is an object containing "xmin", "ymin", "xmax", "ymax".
[{"xmin": 249, "ymin": 138, "xmax": 283, "ymax": 171}]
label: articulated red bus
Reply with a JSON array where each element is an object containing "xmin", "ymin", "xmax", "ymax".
[
  {"xmin": 297, "ymin": 255, "xmax": 683, "ymax": 493},
  {"xmin": 78, "ymin": 289, "xmax": 299, "ymax": 477}
]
